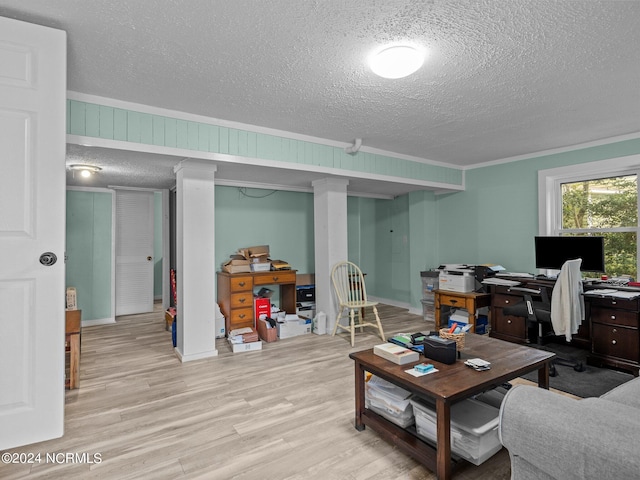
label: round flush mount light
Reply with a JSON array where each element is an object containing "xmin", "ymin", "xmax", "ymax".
[
  {"xmin": 369, "ymin": 45, "xmax": 425, "ymax": 79},
  {"xmin": 69, "ymin": 164, "xmax": 102, "ymax": 178}
]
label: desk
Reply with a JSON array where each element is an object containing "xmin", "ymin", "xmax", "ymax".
[
  {"xmin": 487, "ymin": 278, "xmax": 640, "ymax": 377},
  {"xmin": 434, "ymin": 290, "xmax": 491, "ymax": 333},
  {"xmin": 488, "ymin": 278, "xmax": 592, "ymax": 346},
  {"xmin": 350, "ymin": 335, "xmax": 554, "ymax": 479},
  {"xmin": 217, "ymin": 270, "xmax": 297, "ymax": 334},
  {"xmin": 65, "ymin": 309, "xmax": 81, "ymax": 389}
]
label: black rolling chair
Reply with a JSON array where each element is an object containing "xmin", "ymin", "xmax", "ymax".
[{"xmin": 503, "ymin": 285, "xmax": 585, "ymax": 377}]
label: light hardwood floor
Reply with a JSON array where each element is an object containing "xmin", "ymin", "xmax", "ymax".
[{"xmin": 1, "ymin": 304, "xmax": 512, "ymax": 480}]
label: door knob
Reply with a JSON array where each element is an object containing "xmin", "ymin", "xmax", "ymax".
[
  {"xmin": 147, "ymin": 256, "xmax": 152, "ymax": 261},
  {"xmin": 39, "ymin": 252, "xmax": 57, "ymax": 266}
]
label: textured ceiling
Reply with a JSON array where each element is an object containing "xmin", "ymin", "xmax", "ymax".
[{"xmin": 2, "ymin": 0, "xmax": 640, "ymax": 191}]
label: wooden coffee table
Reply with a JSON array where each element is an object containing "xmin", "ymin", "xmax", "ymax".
[{"xmin": 349, "ymin": 334, "xmax": 555, "ymax": 480}]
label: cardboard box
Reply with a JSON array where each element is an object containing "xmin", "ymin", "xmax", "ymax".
[
  {"xmin": 222, "ymin": 258, "xmax": 251, "ymax": 273},
  {"xmin": 239, "ymin": 245, "xmax": 270, "ymax": 260},
  {"xmin": 296, "ymin": 273, "xmax": 315, "ymax": 287},
  {"xmin": 228, "ymin": 338, "xmax": 263, "ymax": 353},
  {"xmin": 373, "ymin": 343, "xmax": 419, "ymax": 365},
  {"xmin": 254, "ymin": 297, "xmax": 271, "ymax": 321},
  {"xmin": 257, "ymin": 317, "xmax": 278, "ymax": 342},
  {"xmin": 277, "ymin": 318, "xmax": 312, "ymax": 339}
]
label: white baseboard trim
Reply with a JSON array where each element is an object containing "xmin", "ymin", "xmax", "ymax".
[
  {"xmin": 174, "ymin": 347, "xmax": 218, "ymax": 362},
  {"xmin": 368, "ymin": 296, "xmax": 422, "ymax": 316},
  {"xmin": 81, "ymin": 317, "xmax": 116, "ymax": 327}
]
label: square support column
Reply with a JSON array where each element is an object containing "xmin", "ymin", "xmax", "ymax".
[
  {"xmin": 173, "ymin": 159, "xmax": 218, "ymax": 362},
  {"xmin": 312, "ymin": 178, "xmax": 349, "ymax": 334}
]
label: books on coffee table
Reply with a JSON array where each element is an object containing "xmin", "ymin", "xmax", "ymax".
[{"xmin": 374, "ymin": 343, "xmax": 420, "ymax": 365}]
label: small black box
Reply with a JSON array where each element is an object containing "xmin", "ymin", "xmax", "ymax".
[
  {"xmin": 423, "ymin": 336, "xmax": 457, "ymax": 364},
  {"xmin": 296, "ymin": 285, "xmax": 315, "ymax": 302}
]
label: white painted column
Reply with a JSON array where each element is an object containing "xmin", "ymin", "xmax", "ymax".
[
  {"xmin": 313, "ymin": 178, "xmax": 349, "ymax": 334},
  {"xmin": 173, "ymin": 159, "xmax": 218, "ymax": 362}
]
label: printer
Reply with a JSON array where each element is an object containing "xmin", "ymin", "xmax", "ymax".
[{"xmin": 438, "ymin": 264, "xmax": 497, "ymax": 293}]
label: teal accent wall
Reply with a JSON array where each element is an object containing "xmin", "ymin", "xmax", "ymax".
[
  {"xmin": 66, "ymin": 190, "xmax": 113, "ymax": 321},
  {"xmin": 408, "ymin": 190, "xmax": 439, "ymax": 305},
  {"xmin": 66, "ymin": 99, "xmax": 463, "ymax": 188},
  {"xmin": 214, "ymin": 186, "xmax": 315, "ymax": 276},
  {"xmin": 437, "ymin": 138, "xmax": 640, "ymax": 274},
  {"xmin": 347, "ymin": 191, "xmax": 439, "ymax": 306},
  {"xmin": 347, "ymin": 196, "xmax": 378, "ymax": 287},
  {"xmin": 154, "ymin": 192, "xmax": 163, "ymax": 298}
]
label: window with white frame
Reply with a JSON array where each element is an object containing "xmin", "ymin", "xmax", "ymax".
[{"xmin": 538, "ymin": 155, "xmax": 640, "ymax": 279}]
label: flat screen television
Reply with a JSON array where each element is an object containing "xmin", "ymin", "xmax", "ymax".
[{"xmin": 534, "ymin": 236, "xmax": 605, "ymax": 272}]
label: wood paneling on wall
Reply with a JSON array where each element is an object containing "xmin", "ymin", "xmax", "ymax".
[{"xmin": 66, "ymin": 99, "xmax": 464, "ymax": 187}]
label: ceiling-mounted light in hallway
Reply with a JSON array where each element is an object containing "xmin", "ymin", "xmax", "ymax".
[{"xmin": 69, "ymin": 164, "xmax": 102, "ymax": 178}]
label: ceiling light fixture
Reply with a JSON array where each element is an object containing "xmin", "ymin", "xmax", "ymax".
[
  {"xmin": 369, "ymin": 45, "xmax": 425, "ymax": 79},
  {"xmin": 69, "ymin": 164, "xmax": 102, "ymax": 178}
]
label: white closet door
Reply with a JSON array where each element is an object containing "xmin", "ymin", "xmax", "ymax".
[
  {"xmin": 115, "ymin": 190, "xmax": 155, "ymax": 316},
  {"xmin": 0, "ymin": 17, "xmax": 66, "ymax": 449}
]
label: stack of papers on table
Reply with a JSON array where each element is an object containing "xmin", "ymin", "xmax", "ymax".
[{"xmin": 585, "ymin": 289, "xmax": 640, "ymax": 299}]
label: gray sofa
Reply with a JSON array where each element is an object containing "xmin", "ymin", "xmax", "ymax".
[{"xmin": 498, "ymin": 377, "xmax": 640, "ymax": 480}]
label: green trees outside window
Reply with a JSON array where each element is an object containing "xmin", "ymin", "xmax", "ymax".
[{"xmin": 561, "ymin": 175, "xmax": 638, "ymax": 279}]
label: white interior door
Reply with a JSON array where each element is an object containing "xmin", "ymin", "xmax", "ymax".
[
  {"xmin": 0, "ymin": 17, "xmax": 66, "ymax": 449},
  {"xmin": 115, "ymin": 190, "xmax": 155, "ymax": 315}
]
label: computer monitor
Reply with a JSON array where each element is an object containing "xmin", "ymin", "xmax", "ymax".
[{"xmin": 534, "ymin": 236, "xmax": 605, "ymax": 272}]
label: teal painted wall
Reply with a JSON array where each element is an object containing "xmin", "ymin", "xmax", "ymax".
[
  {"xmin": 349, "ymin": 197, "xmax": 378, "ymax": 290},
  {"xmin": 66, "ymin": 99, "xmax": 463, "ymax": 188},
  {"xmin": 371, "ymin": 196, "xmax": 411, "ymax": 303},
  {"xmin": 437, "ymin": 138, "xmax": 640, "ymax": 274},
  {"xmin": 408, "ymin": 190, "xmax": 439, "ymax": 305},
  {"xmin": 66, "ymin": 190, "xmax": 113, "ymax": 321},
  {"xmin": 214, "ymin": 186, "xmax": 315, "ymax": 276},
  {"xmin": 346, "ymin": 192, "xmax": 439, "ymax": 306}
]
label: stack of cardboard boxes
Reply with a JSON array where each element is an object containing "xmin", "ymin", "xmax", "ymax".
[{"xmin": 222, "ymin": 245, "xmax": 292, "ymax": 273}]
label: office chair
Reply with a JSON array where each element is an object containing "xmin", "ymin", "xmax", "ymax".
[
  {"xmin": 331, "ymin": 261, "xmax": 385, "ymax": 346},
  {"xmin": 503, "ymin": 260, "xmax": 586, "ymax": 377}
]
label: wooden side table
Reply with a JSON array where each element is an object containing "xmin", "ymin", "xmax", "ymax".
[
  {"xmin": 65, "ymin": 309, "xmax": 81, "ymax": 389},
  {"xmin": 434, "ymin": 289, "xmax": 491, "ymax": 333}
]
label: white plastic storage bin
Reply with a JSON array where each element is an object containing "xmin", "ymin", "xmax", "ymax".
[
  {"xmin": 421, "ymin": 271, "xmax": 439, "ymax": 301},
  {"xmin": 410, "ymin": 396, "xmax": 502, "ymax": 466},
  {"xmin": 421, "ymin": 299, "xmax": 435, "ymax": 322},
  {"xmin": 365, "ymin": 375, "xmax": 414, "ymax": 428}
]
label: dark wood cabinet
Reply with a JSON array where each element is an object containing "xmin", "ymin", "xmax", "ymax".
[
  {"xmin": 587, "ymin": 296, "xmax": 640, "ymax": 375},
  {"xmin": 490, "ymin": 287, "xmax": 529, "ymax": 343}
]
